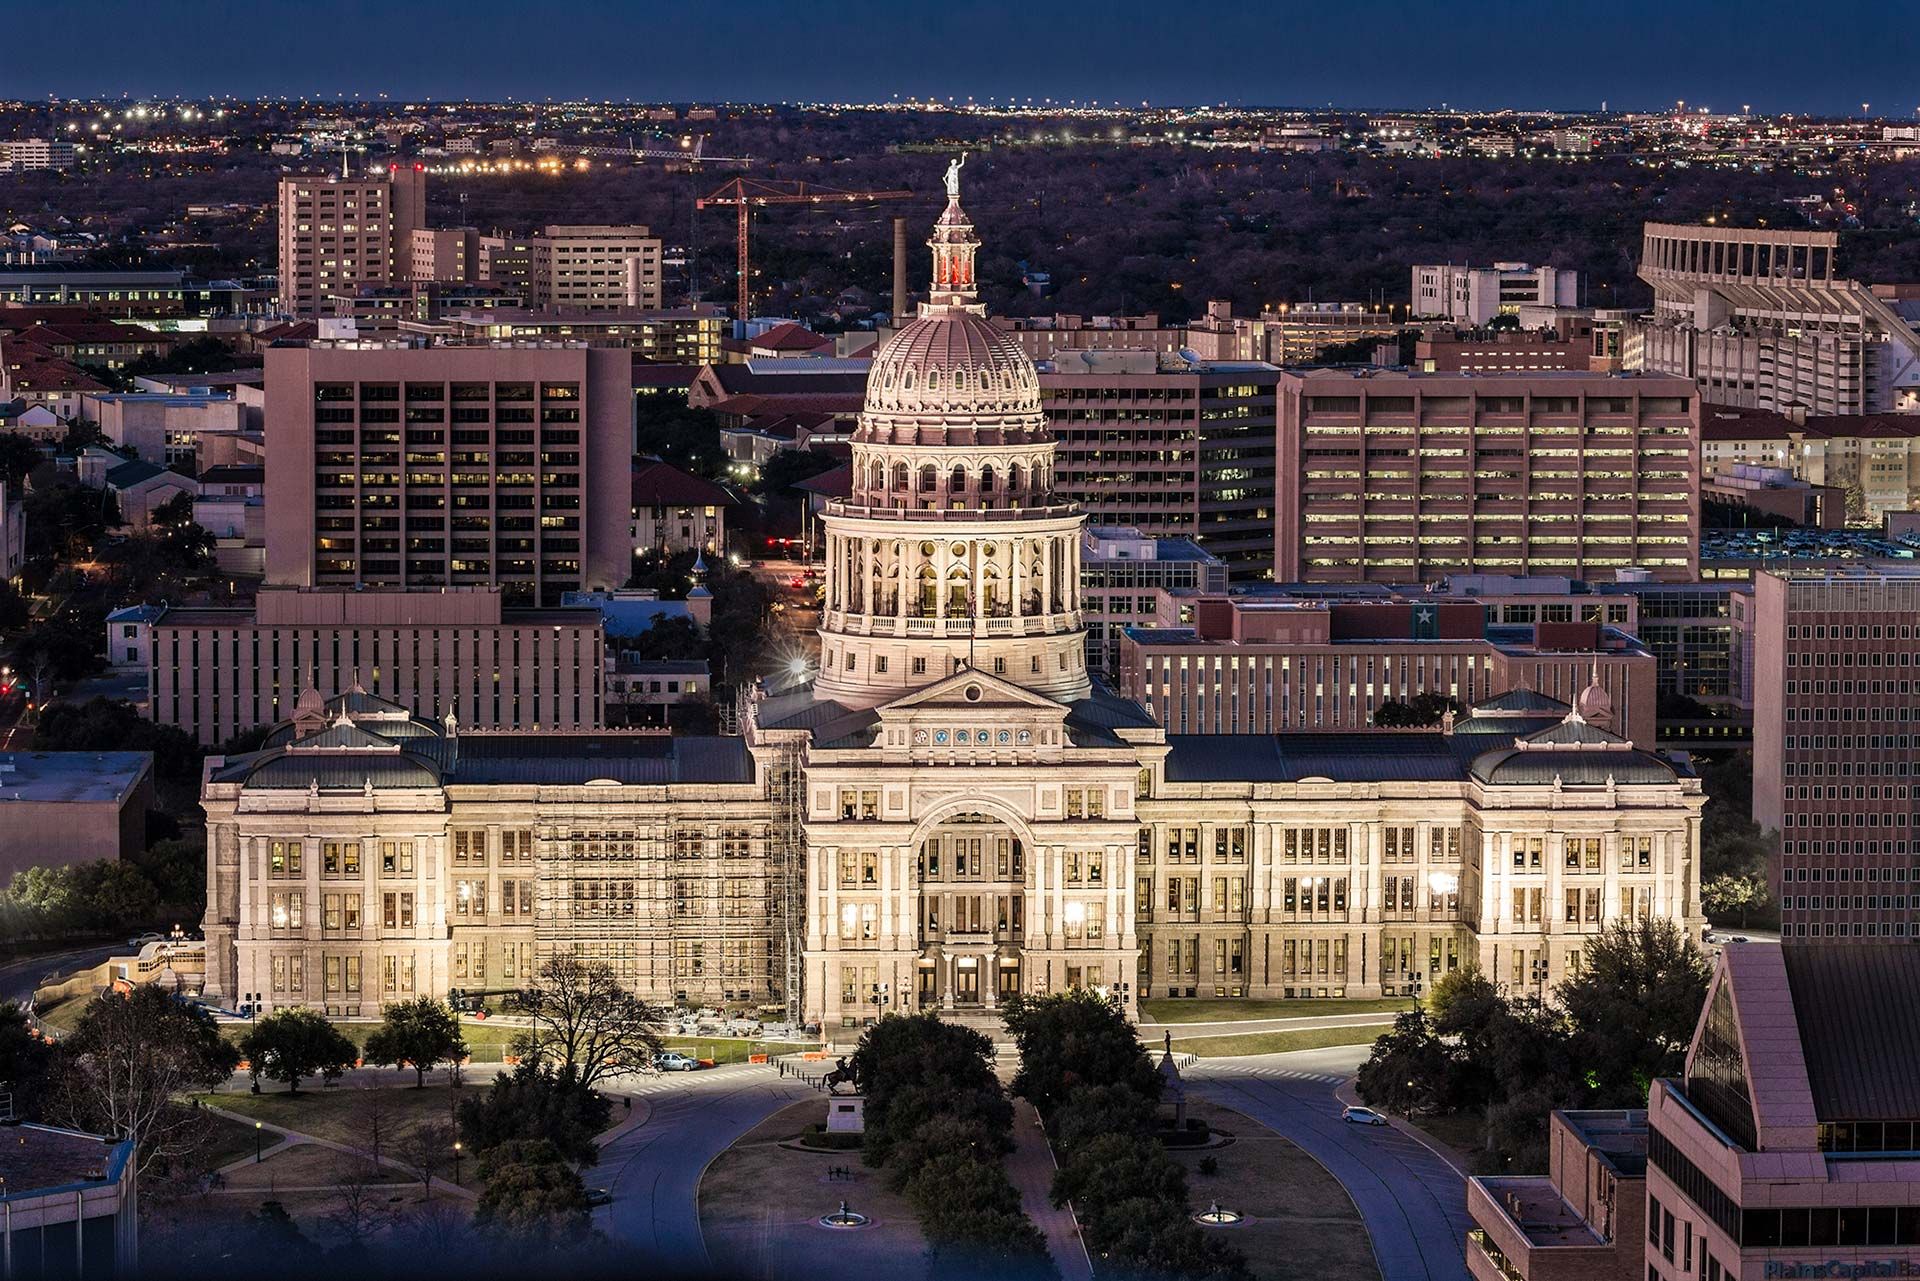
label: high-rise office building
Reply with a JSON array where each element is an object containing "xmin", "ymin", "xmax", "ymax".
[
  {"xmin": 263, "ymin": 342, "xmax": 632, "ymax": 605},
  {"xmin": 1751, "ymin": 568, "xmax": 1920, "ymax": 942},
  {"xmin": 276, "ymin": 168, "xmax": 427, "ymax": 316},
  {"xmin": 1040, "ymin": 349, "xmax": 1281, "ymax": 578},
  {"xmin": 530, "ymin": 225, "xmax": 664, "ymax": 310},
  {"xmin": 1276, "ymin": 370, "xmax": 1700, "ymax": 584}
]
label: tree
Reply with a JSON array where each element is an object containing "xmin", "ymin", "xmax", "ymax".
[
  {"xmin": 0, "ymin": 432, "xmax": 42, "ymax": 490},
  {"xmin": 473, "ymin": 1138, "xmax": 593, "ymax": 1248},
  {"xmin": 1354, "ymin": 1006, "xmax": 1455, "ymax": 1116},
  {"xmin": 1702, "ymin": 872, "xmax": 1769, "ymax": 927},
  {"xmin": 632, "ymin": 399, "xmax": 728, "ymax": 478},
  {"xmin": 1002, "ymin": 988, "xmax": 1159, "ymax": 1121},
  {"xmin": 52, "ymin": 986, "xmax": 240, "ymax": 1178},
  {"xmin": 1373, "ymin": 691, "xmax": 1465, "ymax": 728},
  {"xmin": 363, "ymin": 997, "xmax": 469, "ymax": 1087},
  {"xmin": 513, "ymin": 954, "xmax": 663, "ymax": 1090},
  {"xmin": 347, "ymin": 1081, "xmax": 394, "ymax": 1170},
  {"xmin": 396, "ymin": 1119, "xmax": 458, "ymax": 1193},
  {"xmin": 238, "ymin": 1008, "xmax": 358, "ymax": 1094},
  {"xmin": 456, "ymin": 1062, "xmax": 612, "ymax": 1168},
  {"xmin": 1556, "ymin": 917, "xmax": 1710, "ymax": 1104},
  {"xmin": 752, "ymin": 446, "xmax": 841, "ymax": 498},
  {"xmin": 846, "ymin": 1012, "xmax": 1002, "ymax": 1165},
  {"xmin": 0, "ymin": 1002, "xmax": 55, "ymax": 1117}
]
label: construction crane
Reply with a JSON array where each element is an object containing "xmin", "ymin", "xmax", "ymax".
[{"xmin": 697, "ymin": 178, "xmax": 913, "ymax": 322}]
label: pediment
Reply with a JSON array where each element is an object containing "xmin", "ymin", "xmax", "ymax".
[{"xmin": 875, "ymin": 668, "xmax": 1071, "ymax": 721}]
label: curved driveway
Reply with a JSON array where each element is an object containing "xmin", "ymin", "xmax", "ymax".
[
  {"xmin": 1191, "ymin": 1046, "xmax": 1471, "ymax": 1281},
  {"xmin": 587, "ymin": 1066, "xmax": 812, "ymax": 1276}
]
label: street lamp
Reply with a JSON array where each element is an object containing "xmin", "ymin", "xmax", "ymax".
[
  {"xmin": 452, "ymin": 1140, "xmax": 462, "ymax": 1186},
  {"xmin": 254, "ymin": 1120, "xmax": 263, "ymax": 1162},
  {"xmin": 869, "ymin": 982, "xmax": 891, "ymax": 1022}
]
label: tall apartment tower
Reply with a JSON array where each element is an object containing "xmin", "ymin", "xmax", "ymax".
[
  {"xmin": 1752, "ymin": 568, "xmax": 1920, "ymax": 942},
  {"xmin": 275, "ymin": 167, "xmax": 427, "ymax": 316},
  {"xmin": 263, "ymin": 342, "xmax": 632, "ymax": 605},
  {"xmin": 530, "ymin": 225, "xmax": 663, "ymax": 310},
  {"xmin": 1275, "ymin": 370, "xmax": 1700, "ymax": 583}
]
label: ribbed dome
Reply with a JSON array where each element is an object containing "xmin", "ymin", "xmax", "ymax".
[{"xmin": 864, "ymin": 310, "xmax": 1042, "ymax": 419}]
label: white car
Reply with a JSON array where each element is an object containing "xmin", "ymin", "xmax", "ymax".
[
  {"xmin": 1341, "ymin": 1106, "xmax": 1389, "ymax": 1127},
  {"xmin": 653, "ymin": 1051, "xmax": 700, "ymax": 1072}
]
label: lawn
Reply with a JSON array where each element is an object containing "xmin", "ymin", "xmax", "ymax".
[
  {"xmin": 1173, "ymin": 1100, "xmax": 1379, "ymax": 1281},
  {"xmin": 1140, "ymin": 997, "xmax": 1412, "ymax": 1024},
  {"xmin": 701, "ymin": 1098, "xmax": 931, "ymax": 1281},
  {"xmin": 661, "ymin": 1037, "xmax": 814, "ymax": 1064},
  {"xmin": 33, "ymin": 995, "xmax": 87, "ymax": 1035},
  {"xmin": 1172, "ymin": 1024, "xmax": 1387, "ymax": 1058},
  {"xmin": 200, "ymin": 1081, "xmax": 471, "ymax": 1149}
]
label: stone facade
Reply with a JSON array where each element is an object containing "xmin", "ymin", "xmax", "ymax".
[{"xmin": 200, "ymin": 176, "xmax": 1705, "ymax": 1032}]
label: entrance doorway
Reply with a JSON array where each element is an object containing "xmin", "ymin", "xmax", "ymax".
[
  {"xmin": 917, "ymin": 966, "xmax": 936, "ymax": 1009},
  {"xmin": 954, "ymin": 959, "xmax": 980, "ymax": 1004},
  {"xmin": 997, "ymin": 962, "xmax": 1021, "ymax": 999}
]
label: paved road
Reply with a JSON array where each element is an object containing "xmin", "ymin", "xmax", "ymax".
[
  {"xmin": 1191, "ymin": 1046, "xmax": 1471, "ymax": 1281},
  {"xmin": 586, "ymin": 1064, "xmax": 813, "ymax": 1276},
  {"xmin": 1140, "ymin": 1011, "xmax": 1399, "ymax": 1039},
  {"xmin": 0, "ymin": 942, "xmax": 122, "ymax": 1008}
]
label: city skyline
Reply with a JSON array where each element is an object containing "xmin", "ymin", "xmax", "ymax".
[{"xmin": 7, "ymin": 0, "xmax": 1920, "ymax": 116}]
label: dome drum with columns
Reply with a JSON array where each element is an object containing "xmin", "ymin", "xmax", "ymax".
[{"xmin": 814, "ymin": 165, "xmax": 1091, "ymax": 706}]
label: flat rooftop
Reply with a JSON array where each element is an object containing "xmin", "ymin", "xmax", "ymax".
[
  {"xmin": 0, "ymin": 1123, "xmax": 131, "ymax": 1200},
  {"xmin": 1476, "ymin": 1176, "xmax": 1606, "ymax": 1248},
  {"xmin": 0, "ymin": 751, "xmax": 152, "ymax": 805}
]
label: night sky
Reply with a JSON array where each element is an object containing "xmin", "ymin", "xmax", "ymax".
[{"xmin": 9, "ymin": 0, "xmax": 1918, "ymax": 116}]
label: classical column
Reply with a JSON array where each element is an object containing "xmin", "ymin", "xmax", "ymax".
[
  {"xmin": 1012, "ymin": 539, "xmax": 1025, "ymax": 621},
  {"xmin": 895, "ymin": 542, "xmax": 909, "ymax": 621},
  {"xmin": 973, "ymin": 540, "xmax": 986, "ymax": 626}
]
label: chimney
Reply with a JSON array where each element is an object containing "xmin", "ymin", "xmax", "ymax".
[{"xmin": 892, "ymin": 217, "xmax": 909, "ymax": 322}]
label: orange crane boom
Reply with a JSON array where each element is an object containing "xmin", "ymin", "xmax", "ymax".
[{"xmin": 697, "ymin": 178, "xmax": 913, "ymax": 322}]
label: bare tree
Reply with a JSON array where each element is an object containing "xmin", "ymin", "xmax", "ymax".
[
  {"xmin": 347, "ymin": 1082, "xmax": 392, "ymax": 1170},
  {"xmin": 514, "ymin": 954, "xmax": 665, "ymax": 1089},
  {"xmin": 52, "ymin": 987, "xmax": 241, "ymax": 1181},
  {"xmin": 396, "ymin": 1120, "xmax": 457, "ymax": 1197},
  {"xmin": 324, "ymin": 1160, "xmax": 388, "ymax": 1249}
]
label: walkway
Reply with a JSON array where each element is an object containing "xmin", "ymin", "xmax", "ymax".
[
  {"xmin": 1006, "ymin": 1100, "xmax": 1093, "ymax": 1281},
  {"xmin": 1189, "ymin": 1046, "xmax": 1471, "ymax": 1281}
]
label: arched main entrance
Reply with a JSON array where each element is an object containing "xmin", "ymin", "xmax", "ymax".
[{"xmin": 914, "ymin": 809, "xmax": 1030, "ymax": 1010}]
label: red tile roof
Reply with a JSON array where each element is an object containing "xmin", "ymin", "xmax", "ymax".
[
  {"xmin": 749, "ymin": 321, "xmax": 834, "ymax": 353},
  {"xmin": 632, "ymin": 460, "xmax": 738, "ymax": 508}
]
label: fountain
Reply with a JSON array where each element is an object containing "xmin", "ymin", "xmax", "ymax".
[
  {"xmin": 1193, "ymin": 1201, "xmax": 1244, "ymax": 1227},
  {"xmin": 819, "ymin": 1200, "xmax": 870, "ymax": 1229}
]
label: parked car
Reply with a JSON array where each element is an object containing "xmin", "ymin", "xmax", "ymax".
[
  {"xmin": 585, "ymin": 1188, "xmax": 613, "ymax": 1207},
  {"xmin": 126, "ymin": 932, "xmax": 163, "ymax": 950},
  {"xmin": 1341, "ymin": 1106, "xmax": 1389, "ymax": 1127},
  {"xmin": 653, "ymin": 1051, "xmax": 700, "ymax": 1072}
]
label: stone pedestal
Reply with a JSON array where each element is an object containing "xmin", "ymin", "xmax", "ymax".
[{"xmin": 826, "ymin": 1095, "xmax": 867, "ymax": 1135}]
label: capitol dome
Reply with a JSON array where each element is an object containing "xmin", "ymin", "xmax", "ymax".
[
  {"xmin": 865, "ymin": 311, "xmax": 1042, "ymax": 419},
  {"xmin": 811, "ymin": 158, "xmax": 1091, "ymax": 710}
]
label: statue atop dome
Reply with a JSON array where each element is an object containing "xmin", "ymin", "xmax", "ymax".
[{"xmin": 944, "ymin": 153, "xmax": 966, "ymax": 201}]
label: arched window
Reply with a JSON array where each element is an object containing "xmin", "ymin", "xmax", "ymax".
[
  {"xmin": 950, "ymin": 465, "xmax": 967, "ymax": 494},
  {"xmin": 869, "ymin": 461, "xmax": 885, "ymax": 493},
  {"xmin": 893, "ymin": 462, "xmax": 909, "ymax": 492},
  {"xmin": 1008, "ymin": 462, "xmax": 1023, "ymax": 495},
  {"xmin": 920, "ymin": 464, "xmax": 938, "ymax": 493},
  {"xmin": 980, "ymin": 464, "xmax": 996, "ymax": 493}
]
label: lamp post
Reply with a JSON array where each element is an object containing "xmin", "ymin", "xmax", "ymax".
[
  {"xmin": 254, "ymin": 1121, "xmax": 263, "ymax": 1163},
  {"xmin": 452, "ymin": 1140, "xmax": 462, "ymax": 1186},
  {"xmin": 869, "ymin": 982, "xmax": 890, "ymax": 1023}
]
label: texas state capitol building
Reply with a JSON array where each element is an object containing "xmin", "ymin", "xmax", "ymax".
[{"xmin": 199, "ymin": 173, "xmax": 1706, "ymax": 1031}]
